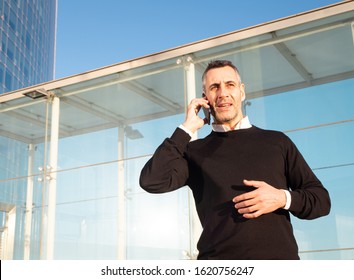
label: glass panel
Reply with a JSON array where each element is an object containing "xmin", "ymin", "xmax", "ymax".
[
  {"xmin": 0, "ymin": 99, "xmax": 51, "ymax": 259},
  {"xmin": 3, "ymin": 169, "xmax": 49, "ymax": 260},
  {"xmin": 126, "ymin": 186, "xmax": 190, "ymax": 260},
  {"xmin": 247, "ymin": 79, "xmax": 354, "ymax": 135},
  {"xmin": 291, "ymin": 120, "xmax": 354, "ymax": 259},
  {"xmin": 52, "ymin": 60, "xmax": 190, "ymax": 259},
  {"xmin": 55, "ymin": 58, "xmax": 186, "ymax": 170},
  {"xmin": 54, "ymin": 164, "xmax": 118, "ymax": 259},
  {"xmin": 193, "ymin": 11, "xmax": 354, "ymax": 98},
  {"xmin": 125, "ymin": 117, "xmax": 190, "ymax": 260}
]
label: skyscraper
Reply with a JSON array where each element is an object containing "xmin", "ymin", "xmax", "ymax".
[
  {"xmin": 0, "ymin": 0, "xmax": 57, "ymax": 94},
  {"xmin": 0, "ymin": 0, "xmax": 57, "ymax": 259}
]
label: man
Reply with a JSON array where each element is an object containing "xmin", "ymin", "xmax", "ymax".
[{"xmin": 139, "ymin": 60, "xmax": 331, "ymax": 259}]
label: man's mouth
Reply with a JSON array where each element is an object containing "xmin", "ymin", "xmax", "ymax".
[{"xmin": 217, "ymin": 103, "xmax": 232, "ymax": 109}]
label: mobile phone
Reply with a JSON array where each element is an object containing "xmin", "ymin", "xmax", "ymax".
[
  {"xmin": 202, "ymin": 107, "xmax": 210, "ymax": 125},
  {"xmin": 202, "ymin": 93, "xmax": 211, "ymax": 125},
  {"xmin": 201, "ymin": 105, "xmax": 210, "ymax": 125}
]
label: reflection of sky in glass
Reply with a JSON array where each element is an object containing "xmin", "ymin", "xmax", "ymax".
[{"xmin": 248, "ymin": 79, "xmax": 354, "ymax": 132}]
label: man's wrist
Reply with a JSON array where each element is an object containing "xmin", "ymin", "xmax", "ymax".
[
  {"xmin": 283, "ymin": 190, "xmax": 291, "ymax": 210},
  {"xmin": 178, "ymin": 124, "xmax": 194, "ymax": 138}
]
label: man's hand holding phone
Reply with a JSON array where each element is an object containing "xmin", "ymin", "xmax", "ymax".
[{"xmin": 182, "ymin": 97, "xmax": 210, "ymax": 134}]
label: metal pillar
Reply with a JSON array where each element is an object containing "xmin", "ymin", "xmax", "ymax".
[
  {"xmin": 23, "ymin": 144, "xmax": 35, "ymax": 259},
  {"xmin": 184, "ymin": 56, "xmax": 202, "ymax": 258},
  {"xmin": 46, "ymin": 96, "xmax": 60, "ymax": 259},
  {"xmin": 117, "ymin": 126, "xmax": 126, "ymax": 259}
]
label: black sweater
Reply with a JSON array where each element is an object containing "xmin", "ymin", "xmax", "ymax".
[{"xmin": 140, "ymin": 126, "xmax": 331, "ymax": 259}]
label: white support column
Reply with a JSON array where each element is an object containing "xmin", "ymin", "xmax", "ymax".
[
  {"xmin": 184, "ymin": 56, "xmax": 202, "ymax": 259},
  {"xmin": 23, "ymin": 144, "xmax": 35, "ymax": 260},
  {"xmin": 185, "ymin": 56, "xmax": 197, "ymax": 140},
  {"xmin": 117, "ymin": 126, "xmax": 126, "ymax": 259},
  {"xmin": 5, "ymin": 206, "xmax": 16, "ymax": 259},
  {"xmin": 46, "ymin": 96, "xmax": 60, "ymax": 259}
]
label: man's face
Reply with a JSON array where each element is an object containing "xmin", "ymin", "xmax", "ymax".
[{"xmin": 203, "ymin": 66, "xmax": 245, "ymax": 128}]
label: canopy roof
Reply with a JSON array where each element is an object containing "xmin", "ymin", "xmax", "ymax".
[{"xmin": 1, "ymin": 2, "xmax": 353, "ymax": 144}]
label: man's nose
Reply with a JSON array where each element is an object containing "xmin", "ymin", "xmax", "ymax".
[{"xmin": 217, "ymin": 85, "xmax": 229, "ymax": 98}]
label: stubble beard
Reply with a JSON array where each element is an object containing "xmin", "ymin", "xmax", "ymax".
[{"xmin": 212, "ymin": 107, "xmax": 242, "ymax": 126}]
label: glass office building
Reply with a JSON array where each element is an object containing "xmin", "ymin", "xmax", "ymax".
[
  {"xmin": 0, "ymin": 0, "xmax": 57, "ymax": 260},
  {"xmin": 0, "ymin": 0, "xmax": 57, "ymax": 94},
  {"xmin": 0, "ymin": 2, "xmax": 353, "ymax": 260}
]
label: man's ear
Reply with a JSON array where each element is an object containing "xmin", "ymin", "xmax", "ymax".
[
  {"xmin": 240, "ymin": 83, "xmax": 246, "ymax": 101},
  {"xmin": 202, "ymin": 92, "xmax": 209, "ymax": 101}
]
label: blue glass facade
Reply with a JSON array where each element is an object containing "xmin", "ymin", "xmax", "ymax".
[{"xmin": 0, "ymin": 0, "xmax": 57, "ymax": 94}]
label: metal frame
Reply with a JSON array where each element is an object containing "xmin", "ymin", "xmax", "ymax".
[
  {"xmin": 0, "ymin": 3, "xmax": 353, "ymax": 148},
  {"xmin": 0, "ymin": 2, "xmax": 352, "ymax": 105}
]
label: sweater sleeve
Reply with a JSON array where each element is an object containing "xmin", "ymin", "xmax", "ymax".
[
  {"xmin": 285, "ymin": 136, "xmax": 331, "ymax": 220},
  {"xmin": 139, "ymin": 127, "xmax": 191, "ymax": 193}
]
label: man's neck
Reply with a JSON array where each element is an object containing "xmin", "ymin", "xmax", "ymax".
[{"xmin": 212, "ymin": 116, "xmax": 252, "ymax": 132}]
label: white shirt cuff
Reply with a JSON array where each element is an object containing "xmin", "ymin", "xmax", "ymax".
[
  {"xmin": 283, "ymin": 190, "xmax": 291, "ymax": 210},
  {"xmin": 178, "ymin": 124, "xmax": 194, "ymax": 138}
]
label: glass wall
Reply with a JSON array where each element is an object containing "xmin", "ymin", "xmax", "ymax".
[
  {"xmin": 246, "ymin": 79, "xmax": 354, "ymax": 260},
  {"xmin": 0, "ymin": 2, "xmax": 353, "ymax": 259},
  {"xmin": 0, "ymin": 99, "xmax": 50, "ymax": 259}
]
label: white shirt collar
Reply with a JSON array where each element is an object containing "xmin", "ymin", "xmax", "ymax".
[{"xmin": 212, "ymin": 116, "xmax": 252, "ymax": 132}]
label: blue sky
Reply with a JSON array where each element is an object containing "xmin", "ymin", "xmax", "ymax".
[{"xmin": 55, "ymin": 0, "xmax": 341, "ymax": 79}]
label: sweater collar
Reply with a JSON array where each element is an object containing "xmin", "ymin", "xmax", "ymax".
[{"xmin": 212, "ymin": 116, "xmax": 252, "ymax": 132}]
